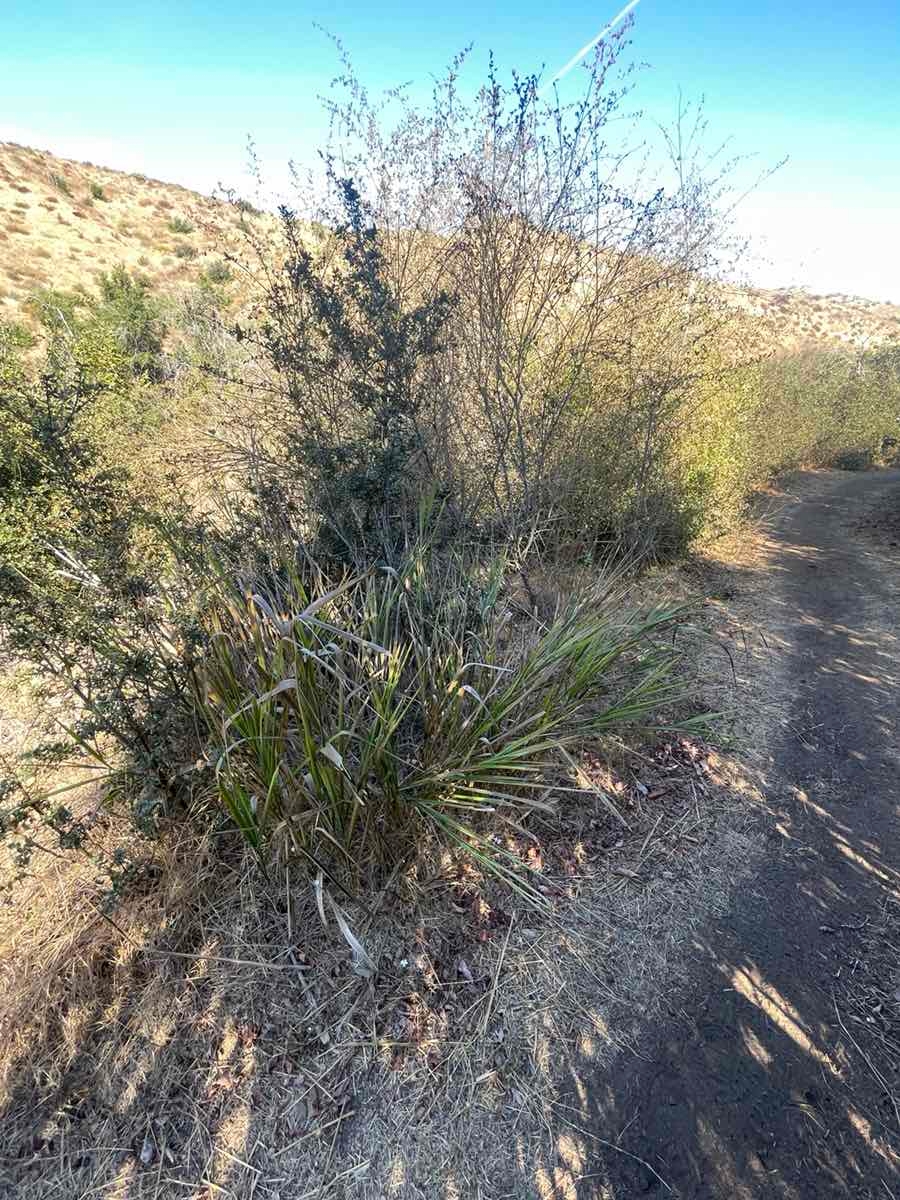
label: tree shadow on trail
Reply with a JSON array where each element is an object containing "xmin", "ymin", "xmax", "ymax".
[
  {"xmin": 536, "ymin": 471, "xmax": 900, "ymax": 1199},
  {"xmin": 0, "ymin": 837, "xmax": 270, "ymax": 1199}
]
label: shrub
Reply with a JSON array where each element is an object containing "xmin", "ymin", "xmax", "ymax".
[
  {"xmin": 168, "ymin": 215, "xmax": 194, "ymax": 234},
  {"xmin": 832, "ymin": 448, "xmax": 873, "ymax": 471},
  {"xmin": 95, "ymin": 265, "xmax": 167, "ymax": 378},
  {"xmin": 49, "ymin": 171, "xmax": 70, "ymax": 196},
  {"xmin": 252, "ymin": 179, "xmax": 455, "ymax": 559},
  {"xmin": 174, "ymin": 283, "xmax": 235, "ymax": 370},
  {"xmin": 201, "ymin": 258, "xmax": 232, "ymax": 285},
  {"xmin": 89, "ymin": 181, "xmax": 106, "ymax": 201},
  {"xmin": 1, "ymin": 309, "xmax": 699, "ymax": 899},
  {"xmin": 12, "ymin": 39, "xmax": 896, "ymax": 916},
  {"xmin": 0, "ymin": 332, "xmax": 206, "ymax": 871},
  {"xmin": 752, "ymin": 345, "xmax": 900, "ymax": 474},
  {"xmin": 27, "ymin": 286, "xmax": 87, "ymax": 332},
  {"xmin": 232, "ymin": 44, "xmax": 756, "ymax": 560}
]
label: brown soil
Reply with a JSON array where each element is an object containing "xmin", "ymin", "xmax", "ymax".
[
  {"xmin": 7, "ymin": 472, "xmax": 896, "ymax": 1199},
  {"xmin": 576, "ymin": 469, "xmax": 900, "ymax": 1198}
]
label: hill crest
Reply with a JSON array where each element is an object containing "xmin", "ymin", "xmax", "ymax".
[{"xmin": 2, "ymin": 141, "xmax": 898, "ymax": 349}]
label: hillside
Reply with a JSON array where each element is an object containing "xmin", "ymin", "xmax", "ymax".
[
  {"xmin": 0, "ymin": 141, "xmax": 270, "ymax": 319},
  {"xmin": 726, "ymin": 282, "xmax": 900, "ymax": 350},
  {"xmin": 2, "ymin": 142, "xmax": 899, "ymax": 350}
]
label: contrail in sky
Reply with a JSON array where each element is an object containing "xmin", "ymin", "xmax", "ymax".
[{"xmin": 541, "ymin": 0, "xmax": 642, "ymax": 93}]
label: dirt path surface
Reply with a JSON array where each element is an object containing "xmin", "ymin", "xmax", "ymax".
[{"xmin": 587, "ymin": 469, "xmax": 900, "ymax": 1198}]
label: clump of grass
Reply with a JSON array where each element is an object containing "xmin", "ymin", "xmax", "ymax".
[
  {"xmin": 174, "ymin": 242, "xmax": 197, "ymax": 260},
  {"xmin": 195, "ymin": 541, "xmax": 697, "ymax": 901},
  {"xmin": 168, "ymin": 215, "xmax": 194, "ymax": 234},
  {"xmin": 89, "ymin": 181, "xmax": 106, "ymax": 201}
]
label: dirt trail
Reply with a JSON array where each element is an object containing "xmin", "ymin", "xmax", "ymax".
[{"xmin": 586, "ymin": 469, "xmax": 900, "ymax": 1198}]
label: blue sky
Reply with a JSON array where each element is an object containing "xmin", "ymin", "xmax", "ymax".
[{"xmin": 2, "ymin": 0, "xmax": 898, "ymax": 299}]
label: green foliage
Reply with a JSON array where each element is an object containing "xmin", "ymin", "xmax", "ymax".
[
  {"xmin": 0, "ymin": 320, "xmax": 33, "ymax": 377},
  {"xmin": 751, "ymin": 345, "xmax": 900, "ymax": 476},
  {"xmin": 5, "ymin": 45, "xmax": 900, "ymax": 916},
  {"xmin": 96, "ymin": 265, "xmax": 167, "ymax": 378},
  {"xmin": 261, "ymin": 180, "xmax": 455, "ymax": 558},
  {"xmin": 24, "ymin": 273, "xmax": 168, "ymax": 399},
  {"xmin": 27, "ymin": 286, "xmax": 88, "ymax": 333},
  {"xmin": 0, "ymin": 335, "xmax": 206, "ymax": 873},
  {"xmin": 195, "ymin": 534, "xmax": 696, "ymax": 899},
  {"xmin": 201, "ymin": 258, "xmax": 232, "ymax": 285},
  {"xmin": 89, "ymin": 181, "xmax": 106, "ymax": 201},
  {"xmin": 49, "ymin": 171, "xmax": 70, "ymax": 196}
]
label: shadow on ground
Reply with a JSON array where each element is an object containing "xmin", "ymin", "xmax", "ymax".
[{"xmin": 540, "ymin": 470, "xmax": 900, "ymax": 1199}]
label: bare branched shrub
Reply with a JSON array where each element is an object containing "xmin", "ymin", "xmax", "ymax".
[{"xmin": 223, "ymin": 33, "xmax": 757, "ymax": 559}]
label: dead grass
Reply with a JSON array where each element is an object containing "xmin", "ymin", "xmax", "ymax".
[
  {"xmin": 723, "ymin": 283, "xmax": 900, "ymax": 350},
  {"xmin": 2, "ymin": 141, "xmax": 898, "ymax": 350},
  {"xmin": 0, "ymin": 747, "xmax": 767, "ymax": 1200}
]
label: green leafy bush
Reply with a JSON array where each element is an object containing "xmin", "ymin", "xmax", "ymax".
[
  {"xmin": 95, "ymin": 265, "xmax": 167, "ymax": 378},
  {"xmin": 0, "ymin": 312, "xmax": 697, "ymax": 899},
  {"xmin": 258, "ymin": 180, "xmax": 455, "ymax": 558},
  {"xmin": 201, "ymin": 258, "xmax": 232, "ymax": 285},
  {"xmin": 0, "ymin": 331, "xmax": 206, "ymax": 870},
  {"xmin": 6, "ymin": 41, "xmax": 899, "ymax": 916},
  {"xmin": 752, "ymin": 345, "xmax": 900, "ymax": 475}
]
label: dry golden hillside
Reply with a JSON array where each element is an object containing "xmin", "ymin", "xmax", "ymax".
[
  {"xmin": 2, "ymin": 141, "xmax": 899, "ymax": 351},
  {"xmin": 725, "ymin": 283, "xmax": 900, "ymax": 350},
  {"xmin": 0, "ymin": 141, "xmax": 272, "ymax": 319}
]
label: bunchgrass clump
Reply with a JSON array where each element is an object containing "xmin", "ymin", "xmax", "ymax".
[
  {"xmin": 201, "ymin": 258, "xmax": 232, "ymax": 285},
  {"xmin": 194, "ymin": 539, "xmax": 700, "ymax": 902}
]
